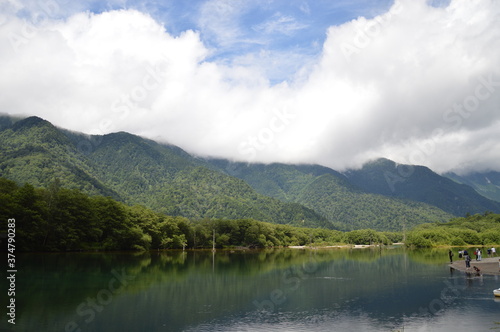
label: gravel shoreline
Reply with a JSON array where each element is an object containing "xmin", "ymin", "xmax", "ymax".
[{"xmin": 449, "ymin": 256, "xmax": 500, "ymax": 275}]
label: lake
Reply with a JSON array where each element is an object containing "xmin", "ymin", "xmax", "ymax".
[{"xmin": 1, "ymin": 248, "xmax": 499, "ymax": 332}]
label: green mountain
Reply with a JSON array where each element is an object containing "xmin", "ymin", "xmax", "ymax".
[
  {"xmin": 0, "ymin": 116, "xmax": 327, "ymax": 228},
  {"xmin": 0, "ymin": 116, "xmax": 120, "ymax": 198},
  {"xmin": 444, "ymin": 171, "xmax": 500, "ymax": 203},
  {"xmin": 208, "ymin": 161, "xmax": 344, "ymax": 201},
  {"xmin": 206, "ymin": 160, "xmax": 454, "ymax": 231},
  {"xmin": 6, "ymin": 115, "xmax": 490, "ymax": 232},
  {"xmin": 343, "ymin": 158, "xmax": 500, "ymax": 216}
]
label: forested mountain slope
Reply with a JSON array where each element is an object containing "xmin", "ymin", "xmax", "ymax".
[
  {"xmin": 0, "ymin": 116, "xmax": 120, "ymax": 198},
  {"xmin": 207, "ymin": 160, "xmax": 454, "ymax": 231},
  {"xmin": 444, "ymin": 171, "xmax": 500, "ymax": 203},
  {"xmin": 0, "ymin": 116, "xmax": 327, "ymax": 228},
  {"xmin": 344, "ymin": 158, "xmax": 500, "ymax": 216},
  {"xmin": 4, "ymin": 115, "xmax": 492, "ymax": 231}
]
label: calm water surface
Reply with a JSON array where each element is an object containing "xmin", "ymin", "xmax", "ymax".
[{"xmin": 1, "ymin": 248, "xmax": 499, "ymax": 332}]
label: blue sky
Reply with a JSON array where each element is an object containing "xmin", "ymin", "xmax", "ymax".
[
  {"xmin": 1, "ymin": 0, "xmax": 499, "ymax": 173},
  {"xmin": 9, "ymin": 0, "xmax": 397, "ymax": 83}
]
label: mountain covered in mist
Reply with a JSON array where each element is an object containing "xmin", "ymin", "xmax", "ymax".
[
  {"xmin": 444, "ymin": 171, "xmax": 500, "ymax": 203},
  {"xmin": 0, "ymin": 115, "xmax": 328, "ymax": 228},
  {"xmin": 206, "ymin": 160, "xmax": 454, "ymax": 230},
  {"xmin": 343, "ymin": 158, "xmax": 500, "ymax": 216},
  {"xmin": 1, "ymin": 115, "xmax": 499, "ymax": 231}
]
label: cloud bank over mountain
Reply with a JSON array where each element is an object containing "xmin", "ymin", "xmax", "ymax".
[{"xmin": 0, "ymin": 0, "xmax": 499, "ymax": 173}]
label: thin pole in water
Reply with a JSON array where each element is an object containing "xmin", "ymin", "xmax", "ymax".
[{"xmin": 212, "ymin": 229, "xmax": 216, "ymax": 252}]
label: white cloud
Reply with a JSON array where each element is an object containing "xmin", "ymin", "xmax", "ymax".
[
  {"xmin": 0, "ymin": 0, "xmax": 499, "ymax": 174},
  {"xmin": 197, "ymin": 0, "xmax": 249, "ymax": 48},
  {"xmin": 0, "ymin": 9, "xmax": 211, "ymax": 132},
  {"xmin": 252, "ymin": 13, "xmax": 308, "ymax": 36},
  {"xmin": 299, "ymin": 2, "xmax": 311, "ymax": 15},
  {"xmin": 288, "ymin": 0, "xmax": 500, "ymax": 172}
]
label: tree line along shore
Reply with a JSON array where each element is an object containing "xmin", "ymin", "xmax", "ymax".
[{"xmin": 1, "ymin": 178, "xmax": 500, "ymax": 252}]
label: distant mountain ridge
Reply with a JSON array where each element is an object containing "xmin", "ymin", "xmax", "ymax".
[
  {"xmin": 343, "ymin": 158, "xmax": 500, "ymax": 216},
  {"xmin": 444, "ymin": 171, "xmax": 500, "ymax": 203},
  {"xmin": 0, "ymin": 115, "xmax": 121, "ymax": 198},
  {"xmin": 206, "ymin": 159, "xmax": 454, "ymax": 231},
  {"xmin": 0, "ymin": 115, "xmax": 328, "ymax": 228},
  {"xmin": 1, "ymin": 114, "xmax": 498, "ymax": 231}
]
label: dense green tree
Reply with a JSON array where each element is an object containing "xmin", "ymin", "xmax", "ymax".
[
  {"xmin": 406, "ymin": 213, "xmax": 500, "ymax": 247},
  {"xmin": 3, "ymin": 177, "xmax": 500, "ymax": 252},
  {"xmin": 14, "ymin": 183, "xmax": 48, "ymax": 251},
  {"xmin": 344, "ymin": 229, "xmax": 389, "ymax": 245},
  {"xmin": 46, "ymin": 188, "xmax": 98, "ymax": 250}
]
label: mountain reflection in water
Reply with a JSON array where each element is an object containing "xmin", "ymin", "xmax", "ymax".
[{"xmin": 2, "ymin": 248, "xmax": 499, "ymax": 332}]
